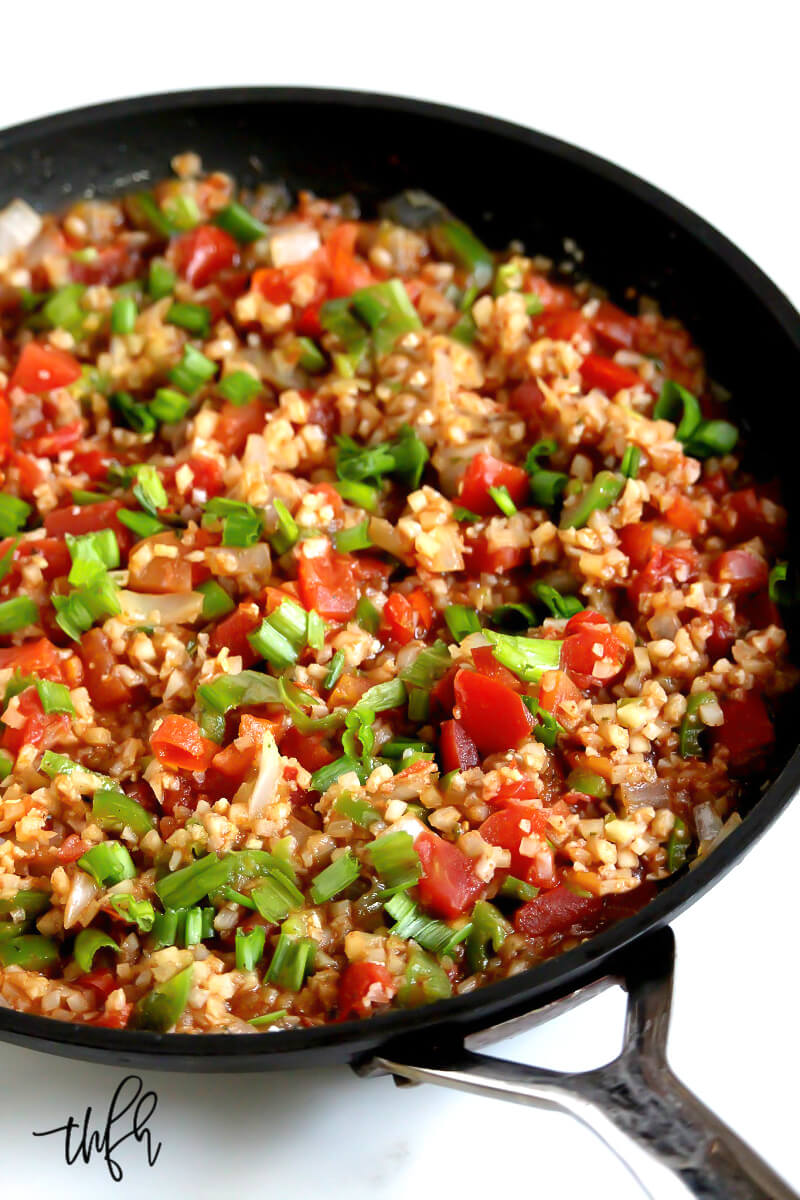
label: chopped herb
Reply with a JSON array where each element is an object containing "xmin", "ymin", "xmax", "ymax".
[
  {"xmin": 235, "ymin": 925, "xmax": 267, "ymax": 971},
  {"xmin": 488, "ymin": 484, "xmax": 517, "ymax": 516},
  {"xmin": 444, "ymin": 604, "xmax": 481, "ymax": 642},
  {"xmin": 355, "ymin": 595, "xmax": 380, "ymax": 633},
  {"xmin": 324, "ymin": 651, "xmax": 345, "ymax": 692},
  {"xmin": 74, "ymin": 929, "xmax": 118, "ymax": 973},
  {"xmin": 214, "ymin": 202, "xmax": 269, "ymax": 243},
  {"xmin": 310, "ymin": 850, "xmax": 361, "ymax": 903},
  {"xmin": 77, "ymin": 841, "xmax": 136, "ymax": 887},
  {"xmin": 150, "ymin": 388, "xmax": 192, "ymax": 423},
  {"xmin": 110, "ymin": 296, "xmax": 137, "ymax": 335},
  {"xmin": 533, "ymin": 582, "xmax": 583, "ymax": 620},
  {"xmin": 0, "ymin": 596, "xmax": 38, "ymax": 634},
  {"xmin": 621, "ymin": 444, "xmax": 642, "ymax": 479}
]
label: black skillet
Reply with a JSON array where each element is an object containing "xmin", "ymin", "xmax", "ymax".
[{"xmin": 0, "ymin": 88, "xmax": 798, "ymax": 1200}]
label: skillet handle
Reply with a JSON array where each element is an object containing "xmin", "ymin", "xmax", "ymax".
[{"xmin": 362, "ymin": 927, "xmax": 796, "ymax": 1200}]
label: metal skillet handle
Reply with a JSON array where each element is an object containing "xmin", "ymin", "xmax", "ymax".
[{"xmin": 360, "ymin": 927, "xmax": 796, "ymax": 1200}]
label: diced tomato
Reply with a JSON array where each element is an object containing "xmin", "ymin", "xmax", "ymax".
[
  {"xmin": 533, "ymin": 309, "xmax": 593, "ymax": 344},
  {"xmin": 706, "ymin": 612, "xmax": 736, "ymax": 661},
  {"xmin": 416, "ymin": 830, "xmax": 484, "ymax": 919},
  {"xmin": 526, "ymin": 273, "xmax": 575, "ymax": 311},
  {"xmin": 325, "ymin": 222, "xmax": 376, "ymax": 297},
  {"xmin": 44, "ymin": 498, "xmax": 130, "ymax": 552},
  {"xmin": 9, "ymin": 343, "xmax": 82, "ymax": 395},
  {"xmin": 381, "ymin": 589, "xmax": 433, "ymax": 646},
  {"xmin": 479, "ymin": 804, "xmax": 548, "ymax": 879},
  {"xmin": 561, "ymin": 623, "xmax": 629, "ymax": 691},
  {"xmin": 537, "ymin": 668, "xmax": 582, "ymax": 723},
  {"xmin": 12, "ymin": 452, "xmax": 47, "ymax": 499},
  {"xmin": 665, "ymin": 494, "xmax": 701, "ymax": 536},
  {"xmin": 307, "ymin": 481, "xmax": 344, "ymax": 517},
  {"xmin": 430, "ymin": 663, "xmax": 458, "ymax": 715},
  {"xmin": 515, "ymin": 884, "xmax": 603, "ymax": 939},
  {"xmin": 439, "ymin": 718, "xmax": 480, "ymax": 773},
  {"xmin": 715, "ymin": 693, "xmax": 774, "ymax": 768},
  {"xmin": 186, "ymin": 455, "xmax": 225, "ymax": 499},
  {"xmin": 55, "ymin": 833, "xmax": 87, "ymax": 863},
  {"xmin": 18, "ymin": 419, "xmax": 83, "ymax": 459},
  {"xmin": 454, "ymin": 668, "xmax": 533, "ymax": 754},
  {"xmin": 71, "ymin": 241, "xmax": 141, "ymax": 287},
  {"xmin": 471, "ymin": 643, "xmax": 522, "ymax": 691},
  {"xmin": 337, "ymin": 962, "xmax": 397, "ymax": 1020},
  {"xmin": 214, "ymin": 399, "xmax": 267, "ymax": 455},
  {"xmin": 209, "ymin": 602, "xmax": 262, "ymax": 666},
  {"xmin": 173, "ymin": 225, "xmax": 239, "ymax": 288},
  {"xmin": 712, "ymin": 549, "xmax": 768, "ymax": 596},
  {"xmin": 151, "ymin": 714, "xmax": 218, "ymax": 773},
  {"xmin": 210, "ymin": 740, "xmax": 259, "ymax": 783},
  {"xmin": 1, "ymin": 687, "xmax": 70, "ymax": 756},
  {"xmin": 79, "ymin": 628, "xmax": 133, "ymax": 709},
  {"xmin": 0, "ymin": 638, "xmax": 64, "ymax": 681},
  {"xmin": 629, "ymin": 546, "xmax": 699, "ymax": 605},
  {"xmin": 508, "ymin": 381, "xmax": 545, "ymax": 433},
  {"xmin": 458, "ymin": 452, "xmax": 530, "ymax": 517},
  {"xmin": 280, "ymin": 726, "xmax": 336, "ymax": 773},
  {"xmin": 467, "ymin": 533, "xmax": 528, "ymax": 576},
  {"xmin": 564, "ymin": 610, "xmax": 608, "ymax": 634},
  {"xmin": 0, "ymin": 394, "xmax": 12, "ymax": 463},
  {"xmin": 704, "ymin": 470, "xmax": 729, "ymax": 501},
  {"xmin": 724, "ymin": 488, "xmax": 777, "ymax": 543},
  {"xmin": 70, "ymin": 446, "xmax": 113, "ymax": 482},
  {"xmin": 297, "ymin": 545, "xmax": 374, "ymax": 622},
  {"xmin": 579, "ymin": 354, "xmax": 641, "ymax": 396},
  {"xmin": 91, "ymin": 1003, "xmax": 133, "ymax": 1029},
  {"xmin": 251, "ymin": 267, "xmax": 293, "ymax": 306},
  {"xmin": 590, "ymin": 302, "xmax": 639, "ymax": 350},
  {"xmin": 128, "ymin": 534, "xmax": 193, "ymax": 594},
  {"xmin": 618, "ymin": 522, "xmax": 653, "ymax": 571},
  {"xmin": 76, "ymin": 969, "xmax": 118, "ymax": 998}
]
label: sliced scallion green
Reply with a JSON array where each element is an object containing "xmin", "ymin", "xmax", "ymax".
[{"xmin": 310, "ymin": 850, "xmax": 360, "ymax": 904}]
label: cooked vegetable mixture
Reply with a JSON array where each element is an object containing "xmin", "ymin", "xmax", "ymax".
[{"xmin": 0, "ymin": 157, "xmax": 794, "ymax": 1033}]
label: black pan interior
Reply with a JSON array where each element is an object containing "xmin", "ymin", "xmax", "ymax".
[{"xmin": 0, "ymin": 88, "xmax": 798, "ymax": 1070}]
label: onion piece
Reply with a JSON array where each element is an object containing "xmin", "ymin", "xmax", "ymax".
[
  {"xmin": 270, "ymin": 225, "xmax": 321, "ymax": 268},
  {"xmin": 247, "ymin": 731, "xmax": 281, "ymax": 819},
  {"xmin": 63, "ymin": 869, "xmax": 98, "ymax": 929},
  {"xmin": 692, "ymin": 810, "xmax": 741, "ymax": 867},
  {"xmin": 368, "ymin": 517, "xmax": 413, "ymax": 564},
  {"xmin": 618, "ymin": 779, "xmax": 670, "ymax": 810},
  {"xmin": 694, "ymin": 801, "xmax": 723, "ymax": 844},
  {"xmin": 205, "ymin": 542, "xmax": 272, "ymax": 579},
  {"xmin": 119, "ymin": 589, "xmax": 203, "ymax": 625},
  {"xmin": 0, "ymin": 198, "xmax": 42, "ymax": 256}
]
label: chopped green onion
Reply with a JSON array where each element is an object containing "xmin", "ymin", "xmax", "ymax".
[
  {"xmin": 560, "ymin": 471, "xmax": 625, "ymax": 529},
  {"xmin": 296, "ymin": 337, "xmax": 327, "ymax": 373},
  {"xmin": 453, "ymin": 506, "xmax": 481, "ymax": 523},
  {"xmin": 667, "ymin": 815, "xmax": 691, "ymax": 873},
  {"xmin": 66, "ymin": 528, "xmax": 119, "ymax": 585},
  {"xmin": 445, "ymin": 604, "xmax": 480, "ymax": 642},
  {"xmin": 320, "ymin": 299, "xmax": 370, "ymax": 366},
  {"xmin": 397, "ymin": 944, "xmax": 452, "ymax": 1006},
  {"xmin": 524, "ymin": 439, "xmax": 558, "ymax": 474},
  {"xmin": 533, "ymin": 582, "xmax": 583, "ymax": 620},
  {"xmin": 529, "ymin": 704, "xmax": 564, "ymax": 749},
  {"xmin": 399, "ymin": 640, "xmax": 451, "ymax": 689},
  {"xmin": 34, "ymin": 678, "xmax": 74, "ymax": 715},
  {"xmin": 488, "ymin": 485, "xmax": 517, "ymax": 516},
  {"xmin": 150, "ymin": 387, "xmax": 192, "ymax": 423},
  {"xmin": 653, "ymin": 379, "xmax": 703, "ymax": 441},
  {"xmin": 0, "ymin": 495, "xmax": 31, "ymax": 538},
  {"xmin": 683, "ymin": 419, "xmax": 739, "ymax": 459},
  {"xmin": 218, "ymin": 370, "xmax": 261, "ymax": 406},
  {"xmin": 0, "ymin": 596, "xmax": 38, "ymax": 634},
  {"xmin": 74, "ymin": 928, "xmax": 118, "ymax": 973},
  {"xmin": 249, "ymin": 1009, "xmax": 288, "ymax": 1028},
  {"xmin": 307, "ymin": 609, "xmax": 326, "ymax": 652},
  {"xmin": 381, "ymin": 738, "xmax": 434, "ymax": 759},
  {"xmin": 0, "ymin": 537, "xmax": 19, "ymax": 585},
  {"xmin": 351, "ymin": 279, "xmax": 422, "ymax": 357},
  {"xmin": 0, "ymin": 890, "xmax": 50, "ymax": 918},
  {"xmin": 366, "ymin": 830, "xmax": 421, "ymax": 894},
  {"xmin": 490, "ymin": 602, "xmax": 536, "ymax": 632},
  {"xmin": 310, "ymin": 850, "xmax": 360, "ymax": 903},
  {"xmin": 0, "ymin": 934, "xmax": 59, "ymax": 970},
  {"xmin": 430, "ymin": 220, "xmax": 494, "ymax": 290},
  {"xmin": 134, "ymin": 965, "xmax": 193, "ymax": 1032},
  {"xmin": 309, "ymin": 755, "xmax": 364, "ymax": 794},
  {"xmin": 266, "ymin": 932, "xmax": 316, "ymax": 992},
  {"xmin": 92, "ymin": 787, "xmax": 154, "ymax": 837},
  {"xmin": 248, "ymin": 619, "xmax": 297, "ymax": 670},
  {"xmin": 111, "ymin": 296, "xmax": 137, "ymax": 335},
  {"xmin": 466, "ymin": 900, "xmax": 511, "ymax": 972},
  {"xmin": 109, "ymin": 390, "xmax": 157, "ymax": 434},
  {"xmin": 109, "ymin": 895, "xmax": 156, "ymax": 931},
  {"xmin": 450, "ymin": 312, "xmax": 477, "ymax": 345},
  {"xmin": 155, "ymin": 852, "xmax": 230, "ymax": 909},
  {"xmin": 117, "ymin": 509, "xmax": 165, "ymax": 538},
  {"xmin": 131, "ymin": 464, "xmax": 168, "ymax": 517},
  {"xmin": 621, "ymin": 444, "xmax": 641, "ymax": 479},
  {"xmin": 196, "ymin": 579, "xmax": 235, "ymax": 621},
  {"xmin": 267, "ymin": 498, "xmax": 298, "ymax": 556},
  {"xmin": 71, "ymin": 489, "xmax": 109, "ymax": 506},
  {"xmin": 0, "ymin": 750, "xmax": 12, "ymax": 780},
  {"xmin": 484, "ymin": 630, "xmax": 562, "ymax": 682},
  {"xmin": 355, "ymin": 595, "xmax": 380, "ymax": 633},
  {"xmin": 679, "ymin": 690, "xmax": 717, "ymax": 759},
  {"xmin": 251, "ymin": 871, "xmax": 305, "ymax": 924},
  {"xmin": 235, "ymin": 925, "xmax": 267, "ymax": 971},
  {"xmin": 529, "ymin": 470, "xmax": 568, "ymax": 509},
  {"xmin": 163, "ymin": 193, "xmax": 201, "ymax": 230},
  {"xmin": 166, "ymin": 302, "xmax": 211, "ymax": 338},
  {"xmin": 196, "ymin": 670, "xmax": 281, "ymax": 716},
  {"xmin": 333, "ymin": 791, "xmax": 380, "ymax": 827},
  {"xmin": 334, "ymin": 479, "xmax": 380, "ymax": 511},
  {"xmin": 128, "ymin": 192, "xmax": 177, "ymax": 239},
  {"xmin": 148, "ymin": 259, "xmax": 176, "ymax": 299},
  {"xmin": 214, "ymin": 202, "xmax": 268, "ymax": 243},
  {"xmin": 53, "ymin": 572, "xmax": 121, "ymax": 641},
  {"xmin": 335, "ymin": 519, "xmax": 373, "ymax": 554},
  {"xmin": 499, "ymin": 875, "xmax": 540, "ymax": 901},
  {"xmin": 336, "ymin": 425, "xmax": 428, "ymax": 491},
  {"xmin": 42, "ymin": 284, "xmax": 85, "ymax": 334},
  {"xmin": 39, "ymin": 750, "xmax": 110, "ymax": 787},
  {"xmin": 566, "ymin": 767, "xmax": 611, "ymax": 799},
  {"xmin": 324, "ymin": 651, "xmax": 345, "ymax": 692},
  {"xmin": 769, "ymin": 561, "xmax": 798, "ymax": 607},
  {"xmin": 168, "ymin": 344, "xmax": 217, "ymax": 395},
  {"xmin": 385, "ymin": 891, "xmax": 471, "ymax": 956},
  {"xmin": 78, "ymin": 841, "xmax": 136, "ymax": 887}
]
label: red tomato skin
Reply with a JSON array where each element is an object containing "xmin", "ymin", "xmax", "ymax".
[
  {"xmin": 712, "ymin": 549, "xmax": 768, "ymax": 596},
  {"xmin": 56, "ymin": 833, "xmax": 87, "ymax": 863},
  {"xmin": 706, "ymin": 612, "xmax": 736, "ymax": 661},
  {"xmin": 537, "ymin": 669, "xmax": 582, "ymax": 723},
  {"xmin": 9, "ymin": 343, "xmax": 82, "ymax": 394},
  {"xmin": 76, "ymin": 969, "xmax": 117, "ymax": 998},
  {"xmin": 1, "ymin": 687, "xmax": 70, "ymax": 755},
  {"xmin": 579, "ymin": 354, "xmax": 642, "ymax": 395},
  {"xmin": 151, "ymin": 715, "xmax": 218, "ymax": 772},
  {"xmin": 515, "ymin": 885, "xmax": 603, "ymax": 939},
  {"xmin": 619, "ymin": 522, "xmax": 653, "ymax": 571},
  {"xmin": 533, "ymin": 310, "xmax": 593, "ymax": 344},
  {"xmin": 470, "ymin": 644, "xmax": 522, "ymax": 691},
  {"xmin": 279, "ymin": 726, "xmax": 336, "ymax": 773},
  {"xmin": 44, "ymin": 499, "xmax": 130, "ymax": 553},
  {"xmin": 79, "ymin": 628, "xmax": 133, "ymax": 709},
  {"xmin": 725, "ymin": 488, "xmax": 779, "ymax": 543},
  {"xmin": 297, "ymin": 547, "xmax": 375, "ymax": 622},
  {"xmin": 439, "ymin": 718, "xmax": 480, "ymax": 772},
  {"xmin": 479, "ymin": 804, "xmax": 547, "ymax": 878},
  {"xmin": 337, "ymin": 962, "xmax": 397, "ymax": 1020},
  {"xmin": 466, "ymin": 533, "xmax": 527, "ymax": 576},
  {"xmin": 0, "ymin": 395, "xmax": 12, "ymax": 462},
  {"xmin": 453, "ymin": 668, "xmax": 534, "ymax": 754},
  {"xmin": 416, "ymin": 830, "xmax": 484, "ymax": 919},
  {"xmin": 209, "ymin": 602, "xmax": 261, "ymax": 667},
  {"xmin": 382, "ymin": 593, "xmax": 418, "ymax": 646},
  {"xmin": 560, "ymin": 626, "xmax": 628, "ymax": 691},
  {"xmin": 458, "ymin": 453, "xmax": 530, "ymax": 516},
  {"xmin": 186, "ymin": 456, "xmax": 225, "ymax": 499},
  {"xmin": 174, "ymin": 225, "xmax": 238, "ymax": 288},
  {"xmin": 90, "ymin": 1003, "xmax": 133, "ymax": 1029},
  {"xmin": 19, "ymin": 419, "xmax": 83, "ymax": 458},
  {"xmin": 0, "ymin": 638, "xmax": 64, "ymax": 681},
  {"xmin": 325, "ymin": 222, "xmax": 376, "ymax": 297},
  {"xmin": 590, "ymin": 302, "xmax": 639, "ymax": 350},
  {"xmin": 508, "ymin": 381, "xmax": 545, "ymax": 433},
  {"xmin": 715, "ymin": 694, "xmax": 774, "ymax": 767},
  {"xmin": 430, "ymin": 664, "xmax": 459, "ymax": 715},
  {"xmin": 665, "ymin": 495, "xmax": 701, "ymax": 536},
  {"xmin": 214, "ymin": 399, "xmax": 266, "ymax": 455}
]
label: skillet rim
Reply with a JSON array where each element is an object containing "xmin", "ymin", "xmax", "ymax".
[{"xmin": 0, "ymin": 85, "xmax": 798, "ymax": 1068}]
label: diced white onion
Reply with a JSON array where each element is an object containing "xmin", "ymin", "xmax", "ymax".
[
  {"xmin": 0, "ymin": 198, "xmax": 42, "ymax": 256},
  {"xmin": 694, "ymin": 801, "xmax": 723, "ymax": 844},
  {"xmin": 619, "ymin": 779, "xmax": 670, "ymax": 809},
  {"xmin": 63, "ymin": 870, "xmax": 98, "ymax": 929},
  {"xmin": 270, "ymin": 226, "xmax": 320, "ymax": 268},
  {"xmin": 248, "ymin": 732, "xmax": 281, "ymax": 819},
  {"xmin": 205, "ymin": 543, "xmax": 272, "ymax": 578},
  {"xmin": 119, "ymin": 589, "xmax": 203, "ymax": 624}
]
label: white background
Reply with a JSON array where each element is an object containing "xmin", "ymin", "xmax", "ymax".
[{"xmin": 1, "ymin": 2, "xmax": 799, "ymax": 1197}]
